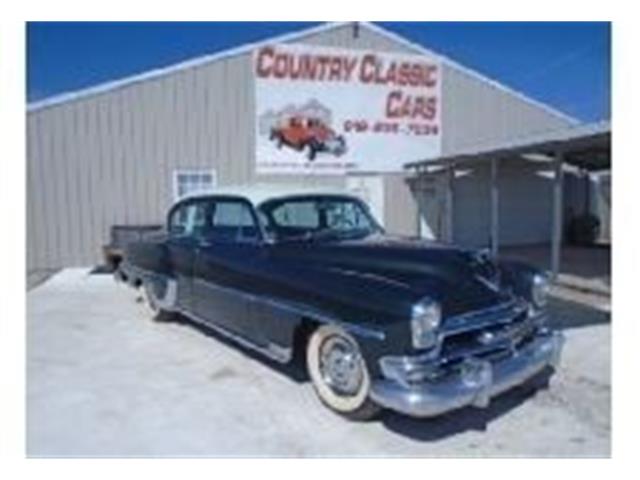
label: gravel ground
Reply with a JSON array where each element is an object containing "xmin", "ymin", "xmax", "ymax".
[{"xmin": 26, "ymin": 269, "xmax": 611, "ymax": 457}]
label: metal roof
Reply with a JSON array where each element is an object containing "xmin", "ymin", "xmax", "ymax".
[
  {"xmin": 27, "ymin": 22, "xmax": 577, "ymax": 124},
  {"xmin": 405, "ymin": 121, "xmax": 611, "ymax": 171}
]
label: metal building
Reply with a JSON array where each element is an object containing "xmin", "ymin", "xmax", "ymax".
[{"xmin": 27, "ymin": 22, "xmax": 578, "ymax": 282}]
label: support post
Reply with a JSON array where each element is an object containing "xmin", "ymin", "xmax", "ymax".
[
  {"xmin": 490, "ymin": 158, "xmax": 499, "ymax": 258},
  {"xmin": 551, "ymin": 150, "xmax": 564, "ymax": 279},
  {"xmin": 412, "ymin": 175, "xmax": 424, "ymax": 238},
  {"xmin": 445, "ymin": 161, "xmax": 454, "ymax": 243}
]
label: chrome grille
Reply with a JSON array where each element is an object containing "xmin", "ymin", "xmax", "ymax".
[{"xmin": 438, "ymin": 301, "xmax": 534, "ymax": 364}]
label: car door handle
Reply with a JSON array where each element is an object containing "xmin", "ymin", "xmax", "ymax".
[{"xmin": 197, "ymin": 239, "xmax": 212, "ymax": 248}]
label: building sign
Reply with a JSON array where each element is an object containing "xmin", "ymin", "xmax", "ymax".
[{"xmin": 254, "ymin": 44, "xmax": 441, "ymax": 175}]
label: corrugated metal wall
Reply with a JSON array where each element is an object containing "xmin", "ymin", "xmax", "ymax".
[
  {"xmin": 441, "ymin": 66, "xmax": 570, "ymax": 155},
  {"xmin": 27, "ymin": 23, "xmax": 573, "ymax": 274}
]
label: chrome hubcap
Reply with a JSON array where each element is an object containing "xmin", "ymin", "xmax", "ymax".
[{"xmin": 319, "ymin": 335, "xmax": 363, "ymax": 396}]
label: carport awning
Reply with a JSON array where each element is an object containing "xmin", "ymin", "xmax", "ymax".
[
  {"xmin": 405, "ymin": 121, "xmax": 611, "ymax": 172},
  {"xmin": 403, "ymin": 120, "xmax": 611, "ymax": 279}
]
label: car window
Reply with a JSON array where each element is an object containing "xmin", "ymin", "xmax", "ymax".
[
  {"xmin": 260, "ymin": 196, "xmax": 380, "ymax": 241},
  {"xmin": 272, "ymin": 201, "xmax": 319, "ymax": 228},
  {"xmin": 325, "ymin": 201, "xmax": 371, "ymax": 231},
  {"xmin": 169, "ymin": 201, "xmax": 207, "ymax": 237},
  {"xmin": 208, "ymin": 200, "xmax": 259, "ymax": 242}
]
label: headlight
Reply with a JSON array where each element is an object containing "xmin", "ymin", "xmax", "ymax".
[
  {"xmin": 531, "ymin": 274, "xmax": 550, "ymax": 308},
  {"xmin": 411, "ymin": 299, "xmax": 441, "ymax": 349}
]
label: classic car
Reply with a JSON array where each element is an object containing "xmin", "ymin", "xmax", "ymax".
[
  {"xmin": 269, "ymin": 117, "xmax": 347, "ymax": 161},
  {"xmin": 117, "ymin": 185, "xmax": 564, "ymax": 421}
]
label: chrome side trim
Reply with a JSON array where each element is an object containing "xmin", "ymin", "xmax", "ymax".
[
  {"xmin": 324, "ymin": 266, "xmax": 411, "ymax": 290},
  {"xmin": 120, "ymin": 264, "xmax": 385, "ymax": 360},
  {"xmin": 121, "ymin": 264, "xmax": 292, "ymax": 362},
  {"xmin": 121, "ymin": 262, "xmax": 385, "ymax": 340},
  {"xmin": 192, "ymin": 277, "xmax": 386, "ymax": 341},
  {"xmin": 175, "ymin": 307, "xmax": 292, "ymax": 363}
]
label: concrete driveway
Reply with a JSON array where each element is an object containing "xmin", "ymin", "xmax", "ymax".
[{"xmin": 27, "ymin": 269, "xmax": 611, "ymax": 457}]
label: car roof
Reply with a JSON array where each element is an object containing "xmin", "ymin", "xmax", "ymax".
[{"xmin": 173, "ymin": 183, "xmax": 357, "ymax": 208}]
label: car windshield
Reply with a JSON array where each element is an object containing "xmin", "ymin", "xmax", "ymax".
[{"xmin": 259, "ymin": 196, "xmax": 382, "ymax": 242}]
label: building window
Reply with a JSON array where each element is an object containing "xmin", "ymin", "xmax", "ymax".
[{"xmin": 173, "ymin": 169, "xmax": 217, "ymax": 201}]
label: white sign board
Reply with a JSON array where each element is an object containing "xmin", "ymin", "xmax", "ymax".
[{"xmin": 254, "ymin": 44, "xmax": 441, "ymax": 175}]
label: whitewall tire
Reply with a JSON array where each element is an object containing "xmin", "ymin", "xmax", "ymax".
[{"xmin": 306, "ymin": 324, "xmax": 381, "ymax": 420}]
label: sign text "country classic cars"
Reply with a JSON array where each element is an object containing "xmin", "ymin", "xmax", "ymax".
[{"xmin": 255, "ymin": 46, "xmax": 438, "ymax": 121}]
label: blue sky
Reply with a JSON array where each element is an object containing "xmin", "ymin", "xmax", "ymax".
[{"xmin": 27, "ymin": 22, "xmax": 610, "ymax": 122}]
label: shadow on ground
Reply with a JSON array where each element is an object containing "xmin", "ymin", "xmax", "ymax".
[
  {"xmin": 548, "ymin": 295, "xmax": 610, "ymax": 330},
  {"xmin": 161, "ymin": 312, "xmax": 309, "ymax": 383},
  {"xmin": 380, "ymin": 369, "xmax": 552, "ymax": 442},
  {"xmin": 379, "ymin": 296, "xmax": 609, "ymax": 441},
  {"xmin": 160, "ymin": 309, "xmax": 561, "ymax": 442},
  {"xmin": 140, "ymin": 285, "xmax": 607, "ymax": 442}
]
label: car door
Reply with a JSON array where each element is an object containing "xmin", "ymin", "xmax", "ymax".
[
  {"xmin": 166, "ymin": 199, "xmax": 208, "ymax": 312},
  {"xmin": 192, "ymin": 197, "xmax": 264, "ymax": 342}
]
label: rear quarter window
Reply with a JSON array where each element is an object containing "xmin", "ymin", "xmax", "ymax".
[{"xmin": 209, "ymin": 200, "xmax": 259, "ymax": 242}]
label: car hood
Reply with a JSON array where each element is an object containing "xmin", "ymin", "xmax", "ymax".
[{"xmin": 270, "ymin": 234, "xmax": 512, "ymax": 319}]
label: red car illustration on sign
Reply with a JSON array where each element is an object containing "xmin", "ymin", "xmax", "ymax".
[{"xmin": 270, "ymin": 116, "xmax": 347, "ymax": 161}]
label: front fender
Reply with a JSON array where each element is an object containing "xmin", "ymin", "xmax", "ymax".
[{"xmin": 498, "ymin": 259, "xmax": 545, "ymax": 302}]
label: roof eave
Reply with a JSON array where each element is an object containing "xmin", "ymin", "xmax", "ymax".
[
  {"xmin": 27, "ymin": 21, "xmax": 578, "ymax": 126},
  {"xmin": 404, "ymin": 121, "xmax": 611, "ymax": 170}
]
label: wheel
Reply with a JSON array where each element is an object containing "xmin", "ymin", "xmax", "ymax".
[
  {"xmin": 306, "ymin": 325, "xmax": 381, "ymax": 421},
  {"xmin": 141, "ymin": 280, "xmax": 174, "ymax": 322}
]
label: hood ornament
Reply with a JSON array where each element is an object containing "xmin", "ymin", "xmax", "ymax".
[
  {"xmin": 470, "ymin": 248, "xmax": 501, "ymax": 293},
  {"xmin": 475, "ymin": 274, "xmax": 501, "ymax": 293}
]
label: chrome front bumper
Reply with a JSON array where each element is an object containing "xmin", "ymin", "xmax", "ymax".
[{"xmin": 370, "ymin": 331, "xmax": 564, "ymax": 418}]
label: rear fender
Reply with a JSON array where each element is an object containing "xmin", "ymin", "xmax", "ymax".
[{"xmin": 143, "ymin": 273, "xmax": 178, "ymax": 312}]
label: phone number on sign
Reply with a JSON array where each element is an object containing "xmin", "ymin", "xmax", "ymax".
[{"xmin": 343, "ymin": 120, "xmax": 439, "ymax": 136}]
